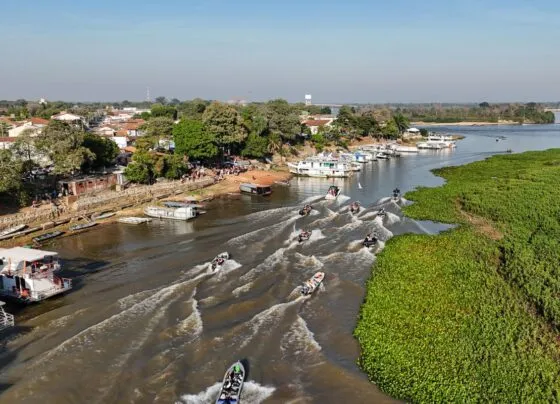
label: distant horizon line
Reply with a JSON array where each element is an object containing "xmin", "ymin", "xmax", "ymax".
[{"xmin": 1, "ymin": 98, "xmax": 559, "ymax": 106}]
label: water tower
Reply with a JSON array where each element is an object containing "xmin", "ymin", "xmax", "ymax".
[{"xmin": 305, "ymin": 94, "xmax": 312, "ymax": 106}]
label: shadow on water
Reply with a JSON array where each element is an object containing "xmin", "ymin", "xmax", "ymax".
[{"xmin": 0, "ymin": 325, "xmax": 33, "ymax": 395}]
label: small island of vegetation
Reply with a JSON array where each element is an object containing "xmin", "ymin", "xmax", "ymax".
[{"xmin": 355, "ymin": 149, "xmax": 560, "ymax": 402}]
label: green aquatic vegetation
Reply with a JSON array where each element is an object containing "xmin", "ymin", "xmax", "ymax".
[{"xmin": 356, "ymin": 149, "xmax": 560, "ymax": 402}]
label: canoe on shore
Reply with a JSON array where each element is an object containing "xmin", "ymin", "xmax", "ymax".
[
  {"xmin": 33, "ymin": 231, "xmax": 64, "ymax": 243},
  {"xmin": 91, "ymin": 212, "xmax": 116, "ymax": 220},
  {"xmin": 0, "ymin": 224, "xmax": 27, "ymax": 237},
  {"xmin": 70, "ymin": 222, "xmax": 97, "ymax": 232}
]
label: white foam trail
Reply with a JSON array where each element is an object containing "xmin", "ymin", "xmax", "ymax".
[
  {"xmin": 400, "ymin": 197, "xmax": 413, "ymax": 206},
  {"xmin": 239, "ymin": 296, "xmax": 308, "ymax": 349},
  {"xmin": 178, "ymin": 381, "xmax": 275, "ymax": 404},
  {"xmin": 308, "ymin": 209, "xmax": 320, "ymax": 216},
  {"xmin": 118, "ymin": 289, "xmax": 158, "ymax": 310},
  {"xmin": 336, "ymin": 194, "xmax": 351, "ymax": 204},
  {"xmin": 232, "ymin": 281, "xmax": 255, "ymax": 297},
  {"xmin": 357, "ymin": 211, "xmax": 379, "ymax": 220},
  {"xmin": 385, "ymin": 212, "xmax": 401, "ymax": 225},
  {"xmin": 299, "ymin": 195, "xmax": 325, "ymax": 205},
  {"xmin": 177, "ymin": 296, "xmax": 203, "ymax": 340},
  {"xmin": 211, "ymin": 260, "xmax": 243, "ymax": 279},
  {"xmin": 293, "ymin": 253, "xmax": 324, "ymax": 271},
  {"xmin": 228, "ymin": 216, "xmax": 299, "ymax": 248},
  {"xmin": 280, "ymin": 316, "xmax": 322, "ymax": 359},
  {"xmin": 307, "ymin": 229, "xmax": 325, "ymax": 243},
  {"xmin": 240, "ymin": 248, "xmax": 287, "ymax": 282},
  {"xmin": 377, "ymin": 196, "xmax": 392, "ymax": 204},
  {"xmin": 48, "ymin": 308, "xmax": 89, "ymax": 328},
  {"xmin": 358, "ymin": 182, "xmax": 362, "ymax": 189},
  {"xmin": 240, "ymin": 206, "xmax": 295, "ymax": 222},
  {"xmin": 347, "ymin": 240, "xmax": 364, "ymax": 251}
]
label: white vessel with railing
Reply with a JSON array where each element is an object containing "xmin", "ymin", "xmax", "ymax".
[
  {"xmin": 0, "ymin": 247, "xmax": 72, "ymax": 303},
  {"xmin": 144, "ymin": 205, "xmax": 200, "ymax": 221},
  {"xmin": 0, "ymin": 301, "xmax": 14, "ymax": 331},
  {"xmin": 418, "ymin": 134, "xmax": 456, "ymax": 149},
  {"xmin": 288, "ymin": 158, "xmax": 353, "ymax": 178}
]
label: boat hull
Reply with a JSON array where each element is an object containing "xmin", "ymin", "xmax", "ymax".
[{"xmin": 216, "ymin": 361, "xmax": 245, "ymax": 404}]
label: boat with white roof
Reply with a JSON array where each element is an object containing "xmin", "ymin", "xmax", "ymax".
[
  {"xmin": 0, "ymin": 247, "xmax": 72, "ymax": 302},
  {"xmin": 144, "ymin": 205, "xmax": 201, "ymax": 221},
  {"xmin": 288, "ymin": 157, "xmax": 353, "ymax": 178}
]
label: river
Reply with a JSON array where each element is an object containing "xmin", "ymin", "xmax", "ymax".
[{"xmin": 1, "ymin": 124, "xmax": 560, "ymax": 404}]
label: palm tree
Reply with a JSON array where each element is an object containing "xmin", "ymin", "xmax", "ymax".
[{"xmin": 392, "ymin": 113, "xmax": 410, "ymax": 135}]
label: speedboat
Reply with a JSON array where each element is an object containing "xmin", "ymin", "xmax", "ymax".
[
  {"xmin": 298, "ymin": 231, "xmax": 311, "ymax": 243},
  {"xmin": 301, "ymin": 272, "xmax": 325, "ymax": 295},
  {"xmin": 325, "ymin": 185, "xmax": 340, "ymax": 200},
  {"xmin": 392, "ymin": 188, "xmax": 401, "ymax": 200},
  {"xmin": 363, "ymin": 233, "xmax": 378, "ymax": 247},
  {"xmin": 299, "ymin": 205, "xmax": 313, "ymax": 216},
  {"xmin": 211, "ymin": 252, "xmax": 230, "ymax": 271},
  {"xmin": 377, "ymin": 208, "xmax": 386, "ymax": 217},
  {"xmin": 349, "ymin": 201, "xmax": 360, "ymax": 214},
  {"xmin": 216, "ymin": 361, "xmax": 245, "ymax": 404}
]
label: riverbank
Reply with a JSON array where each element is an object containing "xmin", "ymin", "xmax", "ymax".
[
  {"xmin": 355, "ymin": 149, "xmax": 560, "ymax": 401},
  {"xmin": 0, "ymin": 168, "xmax": 292, "ymax": 248}
]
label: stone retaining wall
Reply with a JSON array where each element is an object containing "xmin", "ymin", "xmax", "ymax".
[{"xmin": 0, "ymin": 177, "xmax": 215, "ymax": 231}]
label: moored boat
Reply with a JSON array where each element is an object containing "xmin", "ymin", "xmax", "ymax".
[
  {"xmin": 239, "ymin": 183, "xmax": 272, "ymax": 196},
  {"xmin": 0, "ymin": 224, "xmax": 27, "ymax": 238},
  {"xmin": 325, "ymin": 185, "xmax": 340, "ymax": 200},
  {"xmin": 215, "ymin": 361, "xmax": 246, "ymax": 404},
  {"xmin": 70, "ymin": 222, "xmax": 97, "ymax": 232},
  {"xmin": 117, "ymin": 217, "xmax": 152, "ymax": 224},
  {"xmin": 211, "ymin": 252, "xmax": 230, "ymax": 271},
  {"xmin": 91, "ymin": 211, "xmax": 116, "ymax": 220},
  {"xmin": 288, "ymin": 158, "xmax": 353, "ymax": 178},
  {"xmin": 301, "ymin": 272, "xmax": 325, "ymax": 295},
  {"xmin": 144, "ymin": 206, "xmax": 200, "ymax": 221},
  {"xmin": 33, "ymin": 231, "xmax": 64, "ymax": 243},
  {"xmin": 0, "ymin": 247, "xmax": 72, "ymax": 302}
]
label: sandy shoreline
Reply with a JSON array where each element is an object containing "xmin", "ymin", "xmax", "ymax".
[{"xmin": 412, "ymin": 121, "xmax": 519, "ymax": 127}]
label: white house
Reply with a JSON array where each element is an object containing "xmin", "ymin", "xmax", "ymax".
[
  {"xmin": 403, "ymin": 127, "xmax": 422, "ymax": 139},
  {"xmin": 93, "ymin": 126, "xmax": 116, "ymax": 137},
  {"xmin": 8, "ymin": 118, "xmax": 49, "ymax": 137}
]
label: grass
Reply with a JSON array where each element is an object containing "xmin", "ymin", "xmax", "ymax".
[{"xmin": 355, "ymin": 149, "xmax": 560, "ymax": 402}]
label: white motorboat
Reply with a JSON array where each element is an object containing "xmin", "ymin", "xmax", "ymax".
[
  {"xmin": 394, "ymin": 145, "xmax": 419, "ymax": 153},
  {"xmin": 0, "ymin": 247, "xmax": 72, "ymax": 302},
  {"xmin": 144, "ymin": 206, "xmax": 200, "ymax": 221},
  {"xmin": 215, "ymin": 361, "xmax": 245, "ymax": 404},
  {"xmin": 211, "ymin": 252, "xmax": 230, "ymax": 271},
  {"xmin": 325, "ymin": 185, "xmax": 341, "ymax": 200},
  {"xmin": 301, "ymin": 272, "xmax": 325, "ymax": 295}
]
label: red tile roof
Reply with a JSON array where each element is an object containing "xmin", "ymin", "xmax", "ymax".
[
  {"xmin": 0, "ymin": 117, "xmax": 15, "ymax": 126},
  {"xmin": 303, "ymin": 119, "xmax": 331, "ymax": 127},
  {"xmin": 30, "ymin": 117, "xmax": 49, "ymax": 125},
  {"xmin": 0, "ymin": 137, "xmax": 16, "ymax": 142}
]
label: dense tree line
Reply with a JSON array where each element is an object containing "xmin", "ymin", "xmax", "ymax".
[{"xmin": 0, "ymin": 121, "xmax": 119, "ymax": 205}]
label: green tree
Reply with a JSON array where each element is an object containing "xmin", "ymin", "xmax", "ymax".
[
  {"xmin": 169, "ymin": 98, "xmax": 181, "ymax": 106},
  {"xmin": 0, "ymin": 149, "xmax": 23, "ymax": 197},
  {"xmin": 310, "ymin": 132, "xmax": 326, "ymax": 152},
  {"xmin": 140, "ymin": 116, "xmax": 174, "ymax": 146},
  {"xmin": 178, "ymin": 98, "xmax": 208, "ymax": 120},
  {"xmin": 336, "ymin": 105, "xmax": 357, "ymax": 131},
  {"xmin": 355, "ymin": 113, "xmax": 379, "ymax": 136},
  {"xmin": 150, "ymin": 104, "xmax": 177, "ymax": 120},
  {"xmin": 124, "ymin": 151, "xmax": 154, "ymax": 184},
  {"xmin": 82, "ymin": 133, "xmax": 119, "ymax": 171},
  {"xmin": 202, "ymin": 102, "xmax": 247, "ymax": 149},
  {"xmin": 0, "ymin": 121, "xmax": 12, "ymax": 137},
  {"xmin": 241, "ymin": 133, "xmax": 268, "ymax": 158},
  {"xmin": 320, "ymin": 106, "xmax": 332, "ymax": 114},
  {"xmin": 173, "ymin": 119, "xmax": 218, "ymax": 160},
  {"xmin": 35, "ymin": 120, "xmax": 95, "ymax": 174},
  {"xmin": 154, "ymin": 96, "xmax": 167, "ymax": 105},
  {"xmin": 419, "ymin": 128, "xmax": 429, "ymax": 137},
  {"xmin": 164, "ymin": 154, "xmax": 187, "ymax": 179},
  {"xmin": 266, "ymin": 99, "xmax": 301, "ymax": 141},
  {"xmin": 381, "ymin": 120, "xmax": 400, "ymax": 139},
  {"xmin": 392, "ymin": 113, "xmax": 410, "ymax": 135},
  {"xmin": 11, "ymin": 128, "xmax": 41, "ymax": 175}
]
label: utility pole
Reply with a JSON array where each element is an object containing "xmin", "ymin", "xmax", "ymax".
[{"xmin": 146, "ymin": 87, "xmax": 151, "ymax": 102}]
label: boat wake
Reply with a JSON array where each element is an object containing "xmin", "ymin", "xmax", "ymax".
[
  {"xmin": 240, "ymin": 248, "xmax": 287, "ymax": 282},
  {"xmin": 178, "ymin": 381, "xmax": 275, "ymax": 404},
  {"xmin": 281, "ymin": 316, "xmax": 322, "ymax": 361}
]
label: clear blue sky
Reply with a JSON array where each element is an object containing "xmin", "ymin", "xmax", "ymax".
[{"xmin": 1, "ymin": 0, "xmax": 559, "ymax": 103}]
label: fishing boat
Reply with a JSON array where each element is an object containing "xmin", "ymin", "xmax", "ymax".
[
  {"xmin": 363, "ymin": 233, "xmax": 378, "ymax": 247},
  {"xmin": 91, "ymin": 211, "xmax": 116, "ymax": 220},
  {"xmin": 33, "ymin": 231, "xmax": 64, "ymax": 243},
  {"xmin": 299, "ymin": 205, "xmax": 313, "ymax": 216},
  {"xmin": 349, "ymin": 201, "xmax": 360, "ymax": 214},
  {"xmin": 298, "ymin": 230, "xmax": 311, "ymax": 243},
  {"xmin": 211, "ymin": 252, "xmax": 230, "ymax": 271},
  {"xmin": 70, "ymin": 222, "xmax": 97, "ymax": 232},
  {"xmin": 301, "ymin": 272, "xmax": 325, "ymax": 295},
  {"xmin": 0, "ymin": 247, "xmax": 72, "ymax": 302},
  {"xmin": 0, "ymin": 301, "xmax": 14, "ymax": 331},
  {"xmin": 117, "ymin": 217, "xmax": 152, "ymax": 225},
  {"xmin": 325, "ymin": 185, "xmax": 340, "ymax": 200},
  {"xmin": 215, "ymin": 361, "xmax": 246, "ymax": 404},
  {"xmin": 0, "ymin": 224, "xmax": 27, "ymax": 238},
  {"xmin": 144, "ymin": 206, "xmax": 200, "ymax": 221}
]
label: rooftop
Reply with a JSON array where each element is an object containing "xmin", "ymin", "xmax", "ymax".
[{"xmin": 0, "ymin": 247, "xmax": 58, "ymax": 262}]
